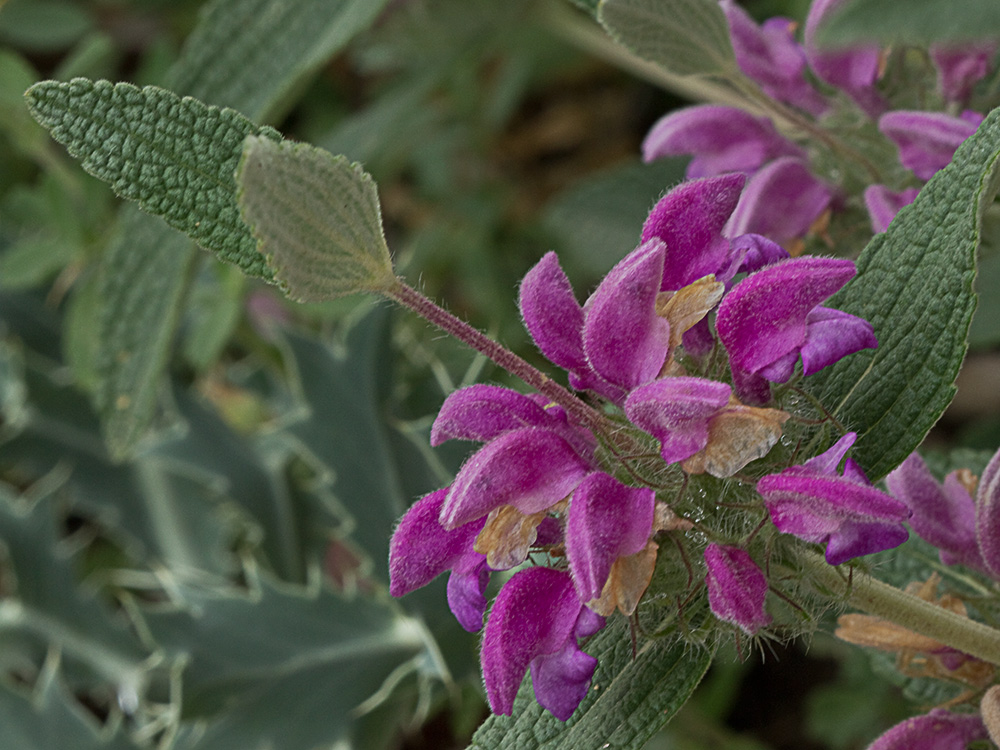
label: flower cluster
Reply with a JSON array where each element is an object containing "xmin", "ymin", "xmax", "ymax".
[
  {"xmin": 389, "ymin": 174, "xmax": 894, "ymax": 720},
  {"xmin": 643, "ymin": 0, "xmax": 993, "ymax": 245}
]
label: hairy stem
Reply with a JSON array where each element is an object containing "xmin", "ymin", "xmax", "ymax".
[
  {"xmin": 386, "ymin": 278, "xmax": 643, "ymax": 452},
  {"xmin": 799, "ymin": 550, "xmax": 1000, "ymax": 666}
]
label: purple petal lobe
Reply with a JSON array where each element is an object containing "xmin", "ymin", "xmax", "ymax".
[
  {"xmin": 447, "ymin": 553, "xmax": 490, "ymax": 632},
  {"xmin": 864, "ymin": 185, "xmax": 920, "ymax": 234},
  {"xmin": 729, "ymin": 233, "xmax": 790, "ymax": 277},
  {"xmin": 431, "ymin": 384, "xmax": 553, "ymax": 446},
  {"xmin": 641, "ymin": 175, "xmax": 745, "ymax": 291},
  {"xmin": 530, "ymin": 638, "xmax": 598, "ymax": 721},
  {"xmin": 724, "ymin": 157, "xmax": 832, "ymax": 244},
  {"xmin": 704, "ymin": 544, "xmax": 772, "ymax": 634},
  {"xmin": 520, "ymin": 251, "xmax": 587, "ymax": 372},
  {"xmin": 625, "ymin": 377, "xmax": 731, "ymax": 463},
  {"xmin": 800, "ymin": 307, "xmax": 877, "ymax": 376},
  {"xmin": 642, "ymin": 105, "xmax": 805, "ymax": 177},
  {"xmin": 566, "ymin": 472, "xmax": 655, "ymax": 601},
  {"xmin": 880, "ymin": 111, "xmax": 980, "ymax": 180},
  {"xmin": 865, "ymin": 708, "xmax": 987, "ymax": 750},
  {"xmin": 582, "ymin": 239, "xmax": 670, "ymax": 390},
  {"xmin": 389, "ymin": 487, "xmax": 486, "ymax": 597},
  {"xmin": 441, "ymin": 427, "xmax": 591, "ymax": 529},
  {"xmin": 481, "ymin": 567, "xmax": 589, "ymax": 717},
  {"xmin": 717, "ymin": 256, "xmax": 858, "ymax": 381}
]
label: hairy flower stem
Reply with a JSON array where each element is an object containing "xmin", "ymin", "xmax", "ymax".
[
  {"xmin": 798, "ymin": 550, "xmax": 1000, "ymax": 666},
  {"xmin": 386, "ymin": 278, "xmax": 645, "ymax": 456}
]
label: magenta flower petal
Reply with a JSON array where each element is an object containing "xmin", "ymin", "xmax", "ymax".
[
  {"xmin": 864, "ymin": 185, "xmax": 920, "ymax": 233},
  {"xmin": 932, "ymin": 43, "xmax": 996, "ymax": 103},
  {"xmin": 481, "ymin": 567, "xmax": 599, "ymax": 719},
  {"xmin": 642, "ymin": 105, "xmax": 806, "ymax": 177},
  {"xmin": 886, "ymin": 452, "xmax": 984, "ymax": 572},
  {"xmin": 725, "ymin": 157, "xmax": 832, "ymax": 244},
  {"xmin": 717, "ymin": 256, "xmax": 865, "ymax": 392},
  {"xmin": 389, "ymin": 487, "xmax": 486, "ymax": 596},
  {"xmin": 865, "ymin": 708, "xmax": 987, "ymax": 750},
  {"xmin": 441, "ymin": 427, "xmax": 592, "ymax": 529},
  {"xmin": 582, "ymin": 238, "xmax": 670, "ymax": 390},
  {"xmin": 804, "ymin": 0, "xmax": 885, "ymax": 116},
  {"xmin": 520, "ymin": 251, "xmax": 588, "ymax": 373},
  {"xmin": 728, "ymin": 233, "xmax": 789, "ymax": 278},
  {"xmin": 757, "ymin": 433, "xmax": 910, "ymax": 565},
  {"xmin": 431, "ymin": 384, "xmax": 554, "ymax": 446},
  {"xmin": 879, "ymin": 111, "xmax": 982, "ymax": 180},
  {"xmin": 722, "ymin": 1, "xmax": 828, "ymax": 115},
  {"xmin": 640, "ymin": 175, "xmax": 746, "ymax": 291},
  {"xmin": 977, "ymin": 447, "xmax": 1000, "ymax": 579},
  {"xmin": 565, "ymin": 472, "xmax": 655, "ymax": 601},
  {"xmin": 624, "ymin": 377, "xmax": 732, "ymax": 463},
  {"xmin": 704, "ymin": 544, "xmax": 772, "ymax": 634}
]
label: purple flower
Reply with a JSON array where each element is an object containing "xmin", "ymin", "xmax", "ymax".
[
  {"xmin": 931, "ymin": 43, "xmax": 996, "ymax": 103},
  {"xmin": 757, "ymin": 433, "xmax": 910, "ymax": 565},
  {"xmin": 388, "ymin": 487, "xmax": 489, "ymax": 632},
  {"xmin": 804, "ymin": 0, "xmax": 886, "ymax": 116},
  {"xmin": 721, "ymin": 0, "xmax": 827, "ymax": 115},
  {"xmin": 642, "ymin": 105, "xmax": 806, "ymax": 178},
  {"xmin": 864, "ymin": 708, "xmax": 987, "ymax": 750},
  {"xmin": 481, "ymin": 566, "xmax": 604, "ymax": 720},
  {"xmin": 724, "ymin": 157, "xmax": 833, "ymax": 245},
  {"xmin": 885, "ymin": 452, "xmax": 987, "ymax": 573},
  {"xmin": 704, "ymin": 543, "xmax": 772, "ymax": 634},
  {"xmin": 519, "ymin": 241, "xmax": 669, "ymax": 403},
  {"xmin": 879, "ymin": 111, "xmax": 983, "ymax": 180},
  {"xmin": 716, "ymin": 256, "xmax": 877, "ymax": 403},
  {"xmin": 565, "ymin": 473, "xmax": 655, "ymax": 605},
  {"xmin": 863, "ymin": 185, "xmax": 920, "ymax": 233}
]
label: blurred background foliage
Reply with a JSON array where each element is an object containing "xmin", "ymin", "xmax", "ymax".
[{"xmin": 0, "ymin": 0, "xmax": 996, "ymax": 748}]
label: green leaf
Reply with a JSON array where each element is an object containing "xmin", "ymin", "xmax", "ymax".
[
  {"xmin": 814, "ymin": 108, "xmax": 1000, "ymax": 480},
  {"xmin": 0, "ymin": 488, "xmax": 150, "ymax": 692},
  {"xmin": 166, "ymin": 0, "xmax": 391, "ymax": 123},
  {"xmin": 145, "ymin": 575, "xmax": 429, "ymax": 750},
  {"xmin": 24, "ymin": 78, "xmax": 282, "ymax": 280},
  {"xmin": 237, "ymin": 136, "xmax": 395, "ymax": 302},
  {"xmin": 597, "ymin": 0, "xmax": 738, "ymax": 78},
  {"xmin": 817, "ymin": 0, "xmax": 1000, "ymax": 46},
  {"xmin": 470, "ymin": 620, "xmax": 713, "ymax": 750},
  {"xmin": 0, "ymin": 0, "xmax": 94, "ymax": 53},
  {"xmin": 0, "ymin": 676, "xmax": 139, "ymax": 750},
  {"xmin": 85, "ymin": 0, "xmax": 391, "ymax": 455},
  {"xmin": 95, "ymin": 207, "xmax": 198, "ymax": 458}
]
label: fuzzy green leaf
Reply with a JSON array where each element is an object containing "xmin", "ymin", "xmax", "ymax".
[
  {"xmin": 817, "ymin": 0, "xmax": 1000, "ymax": 46},
  {"xmin": 470, "ymin": 620, "xmax": 713, "ymax": 749},
  {"xmin": 597, "ymin": 0, "xmax": 738, "ymax": 78},
  {"xmin": 238, "ymin": 136, "xmax": 395, "ymax": 302},
  {"xmin": 24, "ymin": 78, "xmax": 281, "ymax": 279},
  {"xmin": 814, "ymin": 108, "xmax": 1000, "ymax": 479}
]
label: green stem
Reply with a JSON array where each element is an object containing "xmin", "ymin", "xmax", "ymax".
[{"xmin": 799, "ymin": 550, "xmax": 1000, "ymax": 666}]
